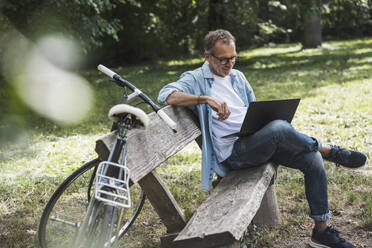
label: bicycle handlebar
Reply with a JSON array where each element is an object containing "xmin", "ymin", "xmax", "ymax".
[
  {"xmin": 97, "ymin": 64, "xmax": 116, "ymax": 78},
  {"xmin": 97, "ymin": 64, "xmax": 177, "ymax": 132}
]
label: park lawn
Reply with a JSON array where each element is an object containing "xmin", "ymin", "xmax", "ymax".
[{"xmin": 0, "ymin": 37, "xmax": 371, "ymax": 247}]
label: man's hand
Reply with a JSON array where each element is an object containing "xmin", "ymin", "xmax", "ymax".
[
  {"xmin": 166, "ymin": 92, "xmax": 230, "ymax": 121},
  {"xmin": 206, "ymin": 97, "xmax": 231, "ymax": 120}
]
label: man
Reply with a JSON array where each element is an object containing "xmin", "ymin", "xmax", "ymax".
[{"xmin": 157, "ymin": 29, "xmax": 366, "ymax": 248}]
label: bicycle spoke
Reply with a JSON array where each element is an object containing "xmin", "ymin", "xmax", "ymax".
[{"xmin": 50, "ymin": 211, "xmax": 81, "ymax": 228}]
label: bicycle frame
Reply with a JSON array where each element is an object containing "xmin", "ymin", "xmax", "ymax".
[
  {"xmin": 86, "ymin": 90, "xmax": 136, "ymax": 203},
  {"xmin": 74, "ymin": 123, "xmax": 135, "ymax": 247}
]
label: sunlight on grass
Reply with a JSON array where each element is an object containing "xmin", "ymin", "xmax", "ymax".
[
  {"xmin": 239, "ymin": 43, "xmax": 302, "ymax": 59},
  {"xmin": 348, "ymin": 63, "xmax": 372, "ymax": 73},
  {"xmin": 294, "ymin": 80, "xmax": 372, "ymax": 155},
  {"xmin": 353, "ymin": 47, "xmax": 372, "ymax": 54},
  {"xmin": 0, "ymin": 133, "xmax": 101, "ymax": 184},
  {"xmin": 163, "ymin": 57, "xmax": 204, "ymax": 66}
]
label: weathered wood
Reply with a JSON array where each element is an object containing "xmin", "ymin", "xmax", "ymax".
[
  {"xmin": 95, "ymin": 105, "xmax": 201, "ymax": 183},
  {"xmin": 216, "ymin": 241, "xmax": 241, "ymax": 248},
  {"xmin": 175, "ymin": 232, "xmax": 237, "ymax": 248},
  {"xmin": 162, "ymin": 232, "xmax": 240, "ymax": 248},
  {"xmin": 160, "ymin": 232, "xmax": 179, "ymax": 248},
  {"xmin": 173, "ymin": 163, "xmax": 276, "ymax": 248},
  {"xmin": 252, "ymin": 183, "xmax": 281, "ymax": 226},
  {"xmin": 138, "ymin": 170, "xmax": 186, "ymax": 233},
  {"xmin": 195, "ymin": 135, "xmax": 203, "ymax": 149}
]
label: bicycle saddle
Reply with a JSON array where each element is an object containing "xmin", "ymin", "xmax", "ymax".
[{"xmin": 108, "ymin": 104, "xmax": 149, "ymax": 129}]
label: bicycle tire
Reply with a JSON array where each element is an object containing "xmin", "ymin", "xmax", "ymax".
[{"xmin": 38, "ymin": 158, "xmax": 146, "ymax": 248}]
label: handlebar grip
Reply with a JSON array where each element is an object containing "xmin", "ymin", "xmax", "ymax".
[
  {"xmin": 157, "ymin": 109, "xmax": 177, "ymax": 132},
  {"xmin": 98, "ymin": 64, "xmax": 116, "ymax": 78}
]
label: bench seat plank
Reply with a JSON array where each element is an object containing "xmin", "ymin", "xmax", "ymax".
[{"xmin": 173, "ymin": 163, "xmax": 276, "ymax": 248}]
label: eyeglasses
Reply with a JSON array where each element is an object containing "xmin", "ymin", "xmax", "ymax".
[{"xmin": 210, "ymin": 54, "xmax": 237, "ymax": 65}]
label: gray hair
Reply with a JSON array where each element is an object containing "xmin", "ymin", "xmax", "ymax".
[{"xmin": 204, "ymin": 29, "xmax": 235, "ymax": 54}]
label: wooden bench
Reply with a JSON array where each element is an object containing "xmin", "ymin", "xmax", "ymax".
[{"xmin": 95, "ymin": 105, "xmax": 281, "ymax": 248}]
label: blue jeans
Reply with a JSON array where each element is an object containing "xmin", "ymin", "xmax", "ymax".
[{"xmin": 222, "ymin": 120, "xmax": 331, "ymax": 222}]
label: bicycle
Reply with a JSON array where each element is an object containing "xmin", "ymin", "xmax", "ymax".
[{"xmin": 38, "ymin": 65, "xmax": 177, "ymax": 248}]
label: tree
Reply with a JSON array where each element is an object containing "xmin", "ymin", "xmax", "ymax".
[
  {"xmin": 302, "ymin": 0, "xmax": 322, "ymax": 48},
  {"xmin": 1, "ymin": 0, "xmax": 126, "ymax": 53},
  {"xmin": 208, "ymin": 0, "xmax": 225, "ymax": 30}
]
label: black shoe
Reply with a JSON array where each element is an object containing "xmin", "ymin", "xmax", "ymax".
[
  {"xmin": 323, "ymin": 145, "xmax": 367, "ymax": 168},
  {"xmin": 309, "ymin": 226, "xmax": 355, "ymax": 248}
]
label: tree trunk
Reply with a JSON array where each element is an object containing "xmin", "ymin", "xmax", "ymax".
[
  {"xmin": 302, "ymin": 0, "xmax": 322, "ymax": 49},
  {"xmin": 208, "ymin": 0, "xmax": 224, "ymax": 30},
  {"xmin": 257, "ymin": 0, "xmax": 270, "ymax": 22},
  {"xmin": 302, "ymin": 12, "xmax": 322, "ymax": 48}
]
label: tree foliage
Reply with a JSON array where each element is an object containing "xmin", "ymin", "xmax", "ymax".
[
  {"xmin": 1, "ymin": 0, "xmax": 125, "ymax": 52},
  {"xmin": 1, "ymin": 0, "xmax": 371, "ymax": 64}
]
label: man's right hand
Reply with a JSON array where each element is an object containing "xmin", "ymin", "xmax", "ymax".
[
  {"xmin": 206, "ymin": 97, "xmax": 230, "ymax": 121},
  {"xmin": 166, "ymin": 92, "xmax": 230, "ymax": 120}
]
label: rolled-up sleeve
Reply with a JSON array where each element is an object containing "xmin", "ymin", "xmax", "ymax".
[{"xmin": 157, "ymin": 72, "xmax": 197, "ymax": 106}]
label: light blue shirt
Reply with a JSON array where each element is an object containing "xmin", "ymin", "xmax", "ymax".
[{"xmin": 157, "ymin": 61, "xmax": 256, "ymax": 190}]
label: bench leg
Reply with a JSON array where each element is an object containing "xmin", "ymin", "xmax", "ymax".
[
  {"xmin": 138, "ymin": 170, "xmax": 187, "ymax": 233},
  {"xmin": 252, "ymin": 183, "xmax": 281, "ymax": 226}
]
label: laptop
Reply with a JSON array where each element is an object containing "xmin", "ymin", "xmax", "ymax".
[{"xmin": 223, "ymin": 98, "xmax": 300, "ymax": 138}]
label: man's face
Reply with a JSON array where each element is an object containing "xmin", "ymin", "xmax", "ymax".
[{"xmin": 205, "ymin": 40, "xmax": 236, "ymax": 77}]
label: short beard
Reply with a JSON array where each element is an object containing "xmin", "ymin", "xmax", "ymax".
[{"xmin": 209, "ymin": 61, "xmax": 229, "ymax": 77}]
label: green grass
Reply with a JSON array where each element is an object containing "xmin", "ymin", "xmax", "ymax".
[{"xmin": 0, "ymin": 37, "xmax": 371, "ymax": 247}]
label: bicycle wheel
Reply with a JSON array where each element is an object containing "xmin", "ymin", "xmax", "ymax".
[
  {"xmin": 38, "ymin": 158, "xmax": 146, "ymax": 248},
  {"xmin": 72, "ymin": 195, "xmax": 113, "ymax": 248}
]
